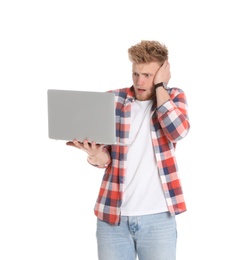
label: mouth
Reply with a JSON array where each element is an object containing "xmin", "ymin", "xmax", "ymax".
[{"xmin": 137, "ymin": 88, "xmax": 146, "ymax": 93}]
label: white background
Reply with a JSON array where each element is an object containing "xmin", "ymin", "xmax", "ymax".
[{"xmin": 0, "ymin": 0, "xmax": 242, "ymax": 259}]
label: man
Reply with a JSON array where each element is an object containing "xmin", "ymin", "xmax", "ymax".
[{"xmin": 67, "ymin": 40, "xmax": 190, "ymax": 260}]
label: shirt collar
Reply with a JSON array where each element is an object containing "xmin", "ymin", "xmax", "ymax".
[{"xmin": 126, "ymin": 86, "xmax": 157, "ymax": 111}]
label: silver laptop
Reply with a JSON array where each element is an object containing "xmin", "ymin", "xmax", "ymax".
[{"xmin": 47, "ymin": 89, "xmax": 122, "ymax": 145}]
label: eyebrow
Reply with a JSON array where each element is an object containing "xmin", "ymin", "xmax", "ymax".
[{"xmin": 132, "ymin": 71, "xmax": 153, "ymax": 76}]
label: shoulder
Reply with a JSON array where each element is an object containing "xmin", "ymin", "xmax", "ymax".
[
  {"xmin": 169, "ymin": 87, "xmax": 188, "ymax": 101},
  {"xmin": 169, "ymin": 87, "xmax": 185, "ymax": 95},
  {"xmin": 108, "ymin": 87, "xmax": 132, "ymax": 97},
  {"xmin": 107, "ymin": 87, "xmax": 135, "ymax": 103}
]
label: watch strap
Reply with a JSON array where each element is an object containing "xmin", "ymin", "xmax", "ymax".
[{"xmin": 154, "ymin": 82, "xmax": 167, "ymax": 90}]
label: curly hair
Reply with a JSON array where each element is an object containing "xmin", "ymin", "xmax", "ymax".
[{"xmin": 128, "ymin": 40, "xmax": 168, "ymax": 65}]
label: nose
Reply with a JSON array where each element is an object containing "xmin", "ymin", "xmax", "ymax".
[{"xmin": 136, "ymin": 76, "xmax": 143, "ymax": 87}]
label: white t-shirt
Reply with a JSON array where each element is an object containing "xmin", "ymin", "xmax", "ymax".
[{"xmin": 121, "ymin": 100, "xmax": 168, "ymax": 216}]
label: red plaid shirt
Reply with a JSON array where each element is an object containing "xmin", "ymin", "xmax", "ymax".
[{"xmin": 94, "ymin": 86, "xmax": 190, "ymax": 225}]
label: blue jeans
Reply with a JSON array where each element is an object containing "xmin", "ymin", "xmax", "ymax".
[{"xmin": 96, "ymin": 212, "xmax": 177, "ymax": 260}]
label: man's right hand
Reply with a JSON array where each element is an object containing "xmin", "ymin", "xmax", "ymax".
[
  {"xmin": 66, "ymin": 139, "xmax": 111, "ymax": 167},
  {"xmin": 66, "ymin": 139, "xmax": 104, "ymax": 156}
]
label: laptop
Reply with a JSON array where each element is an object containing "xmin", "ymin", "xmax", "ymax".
[{"xmin": 47, "ymin": 89, "xmax": 124, "ymax": 145}]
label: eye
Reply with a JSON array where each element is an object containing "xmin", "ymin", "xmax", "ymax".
[
  {"xmin": 133, "ymin": 72, "xmax": 139, "ymax": 77},
  {"xmin": 145, "ymin": 74, "xmax": 151, "ymax": 77}
]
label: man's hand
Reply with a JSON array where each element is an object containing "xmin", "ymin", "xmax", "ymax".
[
  {"xmin": 66, "ymin": 139, "xmax": 105, "ymax": 156},
  {"xmin": 153, "ymin": 60, "xmax": 171, "ymax": 107},
  {"xmin": 66, "ymin": 139, "xmax": 111, "ymax": 167},
  {"xmin": 154, "ymin": 60, "xmax": 171, "ymax": 86}
]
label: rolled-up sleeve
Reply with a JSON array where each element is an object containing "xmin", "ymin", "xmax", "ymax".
[{"xmin": 156, "ymin": 88, "xmax": 190, "ymax": 142}]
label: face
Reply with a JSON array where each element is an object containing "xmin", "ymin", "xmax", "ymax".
[{"xmin": 132, "ymin": 61, "xmax": 161, "ymax": 101}]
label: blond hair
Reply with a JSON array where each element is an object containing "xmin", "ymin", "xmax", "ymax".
[{"xmin": 128, "ymin": 40, "xmax": 168, "ymax": 65}]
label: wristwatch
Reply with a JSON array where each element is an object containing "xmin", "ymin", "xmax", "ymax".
[{"xmin": 154, "ymin": 82, "xmax": 169, "ymax": 90}]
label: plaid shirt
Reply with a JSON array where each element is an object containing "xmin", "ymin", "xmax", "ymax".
[{"xmin": 94, "ymin": 86, "xmax": 190, "ymax": 225}]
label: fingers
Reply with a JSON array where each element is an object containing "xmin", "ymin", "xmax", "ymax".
[
  {"xmin": 73, "ymin": 139, "xmax": 83, "ymax": 148},
  {"xmin": 91, "ymin": 141, "xmax": 98, "ymax": 150},
  {"xmin": 66, "ymin": 139, "xmax": 85, "ymax": 149},
  {"xmin": 161, "ymin": 60, "xmax": 171, "ymax": 82},
  {"xmin": 154, "ymin": 60, "xmax": 171, "ymax": 85},
  {"xmin": 82, "ymin": 140, "xmax": 98, "ymax": 149},
  {"xmin": 164, "ymin": 60, "xmax": 170, "ymax": 67},
  {"xmin": 66, "ymin": 140, "xmax": 81, "ymax": 148},
  {"xmin": 91, "ymin": 142, "xmax": 105, "ymax": 150},
  {"xmin": 83, "ymin": 139, "xmax": 90, "ymax": 149},
  {"xmin": 162, "ymin": 60, "xmax": 170, "ymax": 71},
  {"xmin": 67, "ymin": 139, "xmax": 104, "ymax": 156}
]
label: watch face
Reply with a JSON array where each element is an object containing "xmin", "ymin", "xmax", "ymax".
[
  {"xmin": 154, "ymin": 82, "xmax": 169, "ymax": 90},
  {"xmin": 163, "ymin": 83, "xmax": 168, "ymax": 90}
]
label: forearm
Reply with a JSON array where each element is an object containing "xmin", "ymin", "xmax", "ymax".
[{"xmin": 156, "ymin": 87, "xmax": 170, "ymax": 107}]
